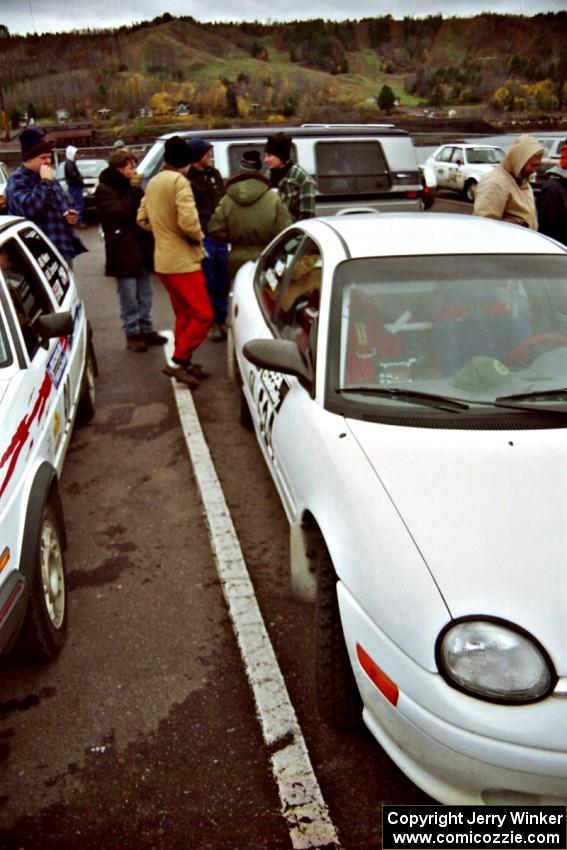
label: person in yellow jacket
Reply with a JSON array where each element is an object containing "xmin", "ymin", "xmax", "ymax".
[
  {"xmin": 473, "ymin": 134, "xmax": 544, "ymax": 229},
  {"xmin": 137, "ymin": 136, "xmax": 213, "ymax": 388}
]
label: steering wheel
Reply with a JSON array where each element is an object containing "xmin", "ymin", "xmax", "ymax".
[{"xmin": 506, "ymin": 333, "xmax": 567, "ymax": 366}]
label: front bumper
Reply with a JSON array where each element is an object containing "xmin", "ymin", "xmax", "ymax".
[{"xmin": 338, "ymin": 583, "xmax": 567, "ymax": 804}]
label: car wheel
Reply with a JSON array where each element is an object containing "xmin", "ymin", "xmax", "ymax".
[
  {"xmin": 315, "ymin": 547, "xmax": 362, "ymax": 730},
  {"xmin": 16, "ymin": 499, "xmax": 68, "ymax": 661},
  {"xmin": 464, "ymin": 180, "xmax": 477, "ymax": 203},
  {"xmin": 77, "ymin": 341, "xmax": 97, "ymax": 422}
]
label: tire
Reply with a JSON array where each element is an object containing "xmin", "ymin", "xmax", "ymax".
[
  {"xmin": 315, "ymin": 547, "xmax": 362, "ymax": 730},
  {"xmin": 464, "ymin": 179, "xmax": 477, "ymax": 203},
  {"xmin": 77, "ymin": 341, "xmax": 97, "ymax": 422},
  {"xmin": 16, "ymin": 500, "xmax": 68, "ymax": 661}
]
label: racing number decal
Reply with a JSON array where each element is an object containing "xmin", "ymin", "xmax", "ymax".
[{"xmin": 249, "ymin": 369, "xmax": 287, "ymax": 460}]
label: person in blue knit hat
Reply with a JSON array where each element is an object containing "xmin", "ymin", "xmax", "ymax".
[
  {"xmin": 186, "ymin": 138, "xmax": 231, "ymax": 342},
  {"xmin": 5, "ymin": 127, "xmax": 86, "ymax": 264}
]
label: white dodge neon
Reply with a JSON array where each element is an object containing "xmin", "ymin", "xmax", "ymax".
[
  {"xmin": 0, "ymin": 216, "xmax": 96, "ymax": 661},
  {"xmin": 228, "ymin": 212, "xmax": 567, "ymax": 804}
]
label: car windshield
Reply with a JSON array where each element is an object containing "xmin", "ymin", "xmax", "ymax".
[
  {"xmin": 466, "ymin": 148, "xmax": 504, "ymax": 164},
  {"xmin": 326, "ymin": 254, "xmax": 567, "ymax": 416}
]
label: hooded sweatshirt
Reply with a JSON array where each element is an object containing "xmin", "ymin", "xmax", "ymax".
[
  {"xmin": 473, "ymin": 134, "xmax": 544, "ymax": 229},
  {"xmin": 64, "ymin": 145, "xmax": 84, "ymax": 188},
  {"xmin": 207, "ymin": 173, "xmax": 292, "ymax": 276}
]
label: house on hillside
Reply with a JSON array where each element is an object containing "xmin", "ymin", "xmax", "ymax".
[{"xmin": 174, "ymin": 102, "xmax": 190, "ymax": 116}]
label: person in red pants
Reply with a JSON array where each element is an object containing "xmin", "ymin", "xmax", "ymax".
[{"xmin": 137, "ymin": 136, "xmax": 213, "ymax": 388}]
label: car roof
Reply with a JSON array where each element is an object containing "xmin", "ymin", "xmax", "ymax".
[
  {"xmin": 156, "ymin": 125, "xmax": 411, "ymax": 141},
  {"xmin": 303, "ymin": 213, "xmax": 567, "ymax": 258}
]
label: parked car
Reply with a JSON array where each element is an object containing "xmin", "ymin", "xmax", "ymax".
[
  {"xmin": 228, "ymin": 212, "xmax": 567, "ymax": 804},
  {"xmin": 136, "ymin": 125, "xmax": 426, "ymax": 213},
  {"xmin": 424, "ymin": 143, "xmax": 505, "ymax": 202},
  {"xmin": 55, "ymin": 157, "xmax": 107, "ymax": 220},
  {"xmin": 0, "ymin": 161, "xmax": 10, "ymax": 214},
  {"xmin": 532, "ymin": 135, "xmax": 566, "ymax": 194},
  {"xmin": 0, "ymin": 216, "xmax": 97, "ymax": 660}
]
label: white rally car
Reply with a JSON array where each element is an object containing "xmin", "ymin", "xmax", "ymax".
[
  {"xmin": 424, "ymin": 143, "xmax": 505, "ymax": 202},
  {"xmin": 228, "ymin": 213, "xmax": 567, "ymax": 804},
  {"xmin": 0, "ymin": 216, "xmax": 96, "ymax": 661}
]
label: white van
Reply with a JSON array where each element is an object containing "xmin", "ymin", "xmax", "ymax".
[{"xmin": 135, "ymin": 125, "xmax": 425, "ymax": 214}]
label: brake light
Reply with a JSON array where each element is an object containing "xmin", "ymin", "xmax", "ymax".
[{"xmin": 356, "ymin": 643, "xmax": 399, "ymax": 706}]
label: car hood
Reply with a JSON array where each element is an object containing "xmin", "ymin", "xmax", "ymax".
[{"xmin": 346, "ymin": 418, "xmax": 567, "ymax": 668}]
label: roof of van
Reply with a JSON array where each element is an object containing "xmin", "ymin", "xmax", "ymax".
[{"xmin": 155, "ymin": 125, "xmax": 411, "ymax": 141}]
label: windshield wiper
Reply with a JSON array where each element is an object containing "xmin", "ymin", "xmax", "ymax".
[
  {"xmin": 492, "ymin": 387, "xmax": 567, "ymax": 415},
  {"xmin": 336, "ymin": 386, "xmax": 470, "ymax": 412},
  {"xmin": 496, "ymin": 387, "xmax": 567, "ymax": 403}
]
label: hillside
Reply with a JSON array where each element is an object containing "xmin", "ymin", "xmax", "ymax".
[{"xmin": 0, "ymin": 12, "xmax": 565, "ymax": 134}]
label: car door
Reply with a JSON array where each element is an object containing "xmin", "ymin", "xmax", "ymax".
[
  {"xmin": 242, "ymin": 230, "xmax": 321, "ymax": 516},
  {"xmin": 445, "ymin": 147, "xmax": 464, "ymax": 191},
  {"xmin": 17, "ymin": 225, "xmax": 86, "ymax": 431},
  {"xmin": 433, "ymin": 146, "xmax": 454, "ymax": 190},
  {"xmin": 0, "ymin": 232, "xmax": 74, "ymax": 473}
]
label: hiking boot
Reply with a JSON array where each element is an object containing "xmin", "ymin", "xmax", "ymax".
[
  {"xmin": 162, "ymin": 363, "xmax": 200, "ymax": 388},
  {"xmin": 208, "ymin": 323, "xmax": 227, "ymax": 342},
  {"xmin": 186, "ymin": 363, "xmax": 211, "ymax": 380},
  {"xmin": 142, "ymin": 331, "xmax": 168, "ymax": 346},
  {"xmin": 126, "ymin": 334, "xmax": 148, "ymax": 352}
]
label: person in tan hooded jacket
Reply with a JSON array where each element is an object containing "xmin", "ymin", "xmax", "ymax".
[
  {"xmin": 473, "ymin": 134, "xmax": 545, "ymax": 229},
  {"xmin": 137, "ymin": 136, "xmax": 213, "ymax": 388}
]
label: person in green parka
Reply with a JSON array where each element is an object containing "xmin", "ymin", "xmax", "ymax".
[{"xmin": 207, "ymin": 150, "xmax": 292, "ymax": 279}]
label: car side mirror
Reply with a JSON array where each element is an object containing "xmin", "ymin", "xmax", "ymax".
[
  {"xmin": 243, "ymin": 339, "xmax": 313, "ymax": 389},
  {"xmin": 35, "ymin": 311, "xmax": 74, "ymax": 348}
]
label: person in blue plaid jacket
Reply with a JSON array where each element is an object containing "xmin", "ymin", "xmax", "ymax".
[{"xmin": 5, "ymin": 128, "xmax": 86, "ymax": 265}]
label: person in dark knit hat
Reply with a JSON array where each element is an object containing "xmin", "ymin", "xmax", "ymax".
[
  {"xmin": 264, "ymin": 131, "xmax": 316, "ymax": 222},
  {"xmin": 208, "ymin": 149, "xmax": 292, "ymax": 278},
  {"xmin": 137, "ymin": 136, "xmax": 213, "ymax": 388},
  {"xmin": 186, "ymin": 138, "xmax": 230, "ymax": 342},
  {"xmin": 5, "ymin": 127, "xmax": 86, "ymax": 264}
]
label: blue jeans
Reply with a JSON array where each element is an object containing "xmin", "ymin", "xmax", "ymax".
[
  {"xmin": 116, "ymin": 272, "xmax": 153, "ymax": 336},
  {"xmin": 202, "ymin": 235, "xmax": 231, "ymax": 325},
  {"xmin": 68, "ymin": 185, "xmax": 84, "ymax": 224}
]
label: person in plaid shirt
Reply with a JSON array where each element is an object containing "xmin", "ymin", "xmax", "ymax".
[
  {"xmin": 264, "ymin": 132, "xmax": 317, "ymax": 222},
  {"xmin": 5, "ymin": 128, "xmax": 86, "ymax": 265}
]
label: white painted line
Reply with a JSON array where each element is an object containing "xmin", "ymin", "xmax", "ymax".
[{"xmin": 163, "ymin": 335, "xmax": 342, "ymax": 850}]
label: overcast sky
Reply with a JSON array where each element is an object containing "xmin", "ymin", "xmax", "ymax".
[{"xmin": 1, "ymin": 0, "xmax": 563, "ymax": 35}]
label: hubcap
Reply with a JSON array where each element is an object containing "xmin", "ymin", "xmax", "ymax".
[{"xmin": 40, "ymin": 518, "xmax": 65, "ymax": 629}]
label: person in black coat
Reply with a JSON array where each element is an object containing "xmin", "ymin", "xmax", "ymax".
[
  {"xmin": 537, "ymin": 141, "xmax": 567, "ymax": 247},
  {"xmin": 95, "ymin": 149, "xmax": 166, "ymax": 352}
]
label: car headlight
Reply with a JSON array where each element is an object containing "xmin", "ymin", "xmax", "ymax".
[{"xmin": 437, "ymin": 618, "xmax": 555, "ymax": 703}]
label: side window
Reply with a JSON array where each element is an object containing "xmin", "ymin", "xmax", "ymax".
[
  {"xmin": 226, "ymin": 142, "xmax": 297, "ymax": 178},
  {"xmin": 0, "ymin": 309, "xmax": 12, "ymax": 368},
  {"xmin": 273, "ymin": 236, "xmax": 322, "ymax": 354},
  {"xmin": 315, "ymin": 141, "xmax": 390, "ymax": 195},
  {"xmin": 255, "ymin": 231, "xmax": 305, "ymax": 319},
  {"xmin": 20, "ymin": 226, "xmax": 70, "ymax": 304},
  {"xmin": 0, "ymin": 238, "xmax": 54, "ymax": 359},
  {"xmin": 438, "ymin": 146, "xmax": 454, "ymax": 163}
]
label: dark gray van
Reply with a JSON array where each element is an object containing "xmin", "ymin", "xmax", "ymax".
[{"xmin": 135, "ymin": 125, "xmax": 424, "ymax": 214}]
